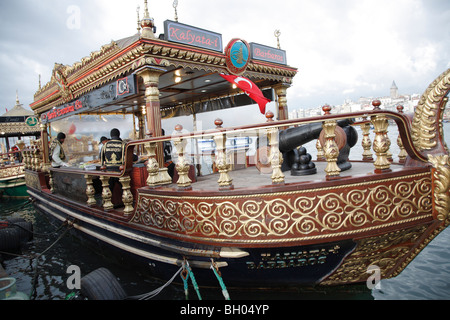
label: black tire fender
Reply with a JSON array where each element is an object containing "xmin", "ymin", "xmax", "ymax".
[{"xmin": 80, "ymin": 267, "xmax": 127, "ymax": 300}]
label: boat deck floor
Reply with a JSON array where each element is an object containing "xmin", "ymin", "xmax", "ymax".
[{"xmin": 160, "ymin": 161, "xmax": 405, "ymax": 192}]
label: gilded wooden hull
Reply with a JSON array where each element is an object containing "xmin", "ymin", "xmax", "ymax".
[{"xmin": 25, "ymin": 162, "xmax": 447, "ymax": 287}]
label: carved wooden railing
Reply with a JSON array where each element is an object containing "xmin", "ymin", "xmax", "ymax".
[
  {"xmin": 24, "ymin": 100, "xmax": 438, "ymax": 215},
  {"xmin": 0, "ymin": 149, "xmax": 25, "ymax": 179},
  {"xmin": 126, "ymin": 101, "xmax": 429, "ymax": 189}
]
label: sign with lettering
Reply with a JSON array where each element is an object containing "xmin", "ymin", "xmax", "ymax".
[
  {"xmin": 250, "ymin": 43, "xmax": 287, "ymax": 65},
  {"xmin": 164, "ymin": 20, "xmax": 223, "ymax": 52},
  {"xmin": 41, "ymin": 75, "xmax": 137, "ymax": 123},
  {"xmin": 0, "ymin": 116, "xmax": 26, "ymax": 123}
]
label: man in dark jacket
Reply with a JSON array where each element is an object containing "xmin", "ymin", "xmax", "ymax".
[
  {"xmin": 100, "ymin": 128, "xmax": 125, "ymax": 172},
  {"xmin": 100, "ymin": 128, "xmax": 126, "ymax": 208}
]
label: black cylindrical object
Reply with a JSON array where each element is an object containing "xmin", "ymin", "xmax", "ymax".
[{"xmin": 279, "ymin": 118, "xmax": 354, "ymax": 152}]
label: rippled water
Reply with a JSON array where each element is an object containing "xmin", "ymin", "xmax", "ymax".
[{"xmin": 1, "ymin": 123, "xmax": 449, "ymax": 300}]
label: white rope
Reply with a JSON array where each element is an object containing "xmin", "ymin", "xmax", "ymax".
[{"xmin": 126, "ymin": 266, "xmax": 183, "ymax": 300}]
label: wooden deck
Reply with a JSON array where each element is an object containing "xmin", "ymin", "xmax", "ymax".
[{"xmin": 154, "ymin": 160, "xmax": 406, "ymax": 193}]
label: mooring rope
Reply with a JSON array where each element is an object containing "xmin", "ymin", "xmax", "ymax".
[
  {"xmin": 211, "ymin": 259, "xmax": 231, "ymax": 300},
  {"xmin": 29, "ymin": 219, "xmax": 74, "ymax": 300},
  {"xmin": 124, "ymin": 266, "xmax": 183, "ymax": 300},
  {"xmin": 181, "ymin": 260, "xmax": 202, "ymax": 300}
]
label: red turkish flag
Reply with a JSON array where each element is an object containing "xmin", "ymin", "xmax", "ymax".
[{"xmin": 220, "ymin": 74, "xmax": 271, "ymax": 114}]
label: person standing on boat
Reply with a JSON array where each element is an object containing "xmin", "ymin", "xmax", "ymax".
[
  {"xmin": 100, "ymin": 128, "xmax": 126, "ymax": 208},
  {"xmin": 50, "ymin": 132, "xmax": 68, "ymax": 168},
  {"xmin": 100, "ymin": 129, "xmax": 125, "ymax": 171}
]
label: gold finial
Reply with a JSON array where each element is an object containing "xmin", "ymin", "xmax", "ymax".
[
  {"xmin": 140, "ymin": 0, "xmax": 156, "ymax": 39},
  {"xmin": 173, "ymin": 0, "xmax": 179, "ymax": 22},
  {"xmin": 38, "ymin": 74, "xmax": 41, "ymax": 90},
  {"xmin": 274, "ymin": 29, "xmax": 281, "ymax": 49},
  {"xmin": 137, "ymin": 6, "xmax": 141, "ymax": 35},
  {"xmin": 143, "ymin": 0, "xmax": 150, "ymax": 19},
  {"xmin": 16, "ymin": 90, "xmax": 19, "ymax": 105}
]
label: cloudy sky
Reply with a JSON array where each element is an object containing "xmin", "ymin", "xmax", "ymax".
[{"xmin": 0, "ymin": 0, "xmax": 449, "ymax": 118}]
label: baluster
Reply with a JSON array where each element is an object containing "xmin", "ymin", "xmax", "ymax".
[
  {"xmin": 85, "ymin": 174, "xmax": 97, "ymax": 207},
  {"xmin": 49, "ymin": 171, "xmax": 55, "ymax": 193},
  {"xmin": 321, "ymin": 105, "xmax": 341, "ymax": 179},
  {"xmin": 173, "ymin": 124, "xmax": 192, "ymax": 189},
  {"xmin": 213, "ymin": 119, "xmax": 233, "ymax": 190},
  {"xmin": 145, "ymin": 142, "xmax": 160, "ymax": 187},
  {"xmin": 119, "ymin": 176, "xmax": 134, "ymax": 216},
  {"xmin": 100, "ymin": 175, "xmax": 114, "ymax": 211},
  {"xmin": 266, "ymin": 112, "xmax": 285, "ymax": 184},
  {"xmin": 396, "ymin": 105, "xmax": 407, "ymax": 164},
  {"xmin": 371, "ymin": 100, "xmax": 392, "ymax": 173},
  {"xmin": 9, "ymin": 149, "xmax": 15, "ymax": 164},
  {"xmin": 158, "ymin": 139, "xmax": 172, "ymax": 185},
  {"xmin": 35, "ymin": 148, "xmax": 41, "ymax": 172},
  {"xmin": 30, "ymin": 146, "xmax": 36, "ymax": 171},
  {"xmin": 360, "ymin": 116, "xmax": 373, "ymax": 161},
  {"xmin": 22, "ymin": 150, "xmax": 28, "ymax": 169},
  {"xmin": 316, "ymin": 139, "xmax": 325, "ymax": 161}
]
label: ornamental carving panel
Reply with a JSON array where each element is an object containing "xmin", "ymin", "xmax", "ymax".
[{"xmin": 131, "ymin": 173, "xmax": 433, "ymax": 244}]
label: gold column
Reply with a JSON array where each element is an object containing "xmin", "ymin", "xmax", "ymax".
[
  {"xmin": 372, "ymin": 115, "xmax": 392, "ymax": 173},
  {"xmin": 213, "ymin": 119, "xmax": 233, "ymax": 190},
  {"xmin": 138, "ymin": 67, "xmax": 165, "ymax": 164},
  {"xmin": 49, "ymin": 171, "xmax": 55, "ymax": 193},
  {"xmin": 360, "ymin": 118, "xmax": 373, "ymax": 161},
  {"xmin": 371, "ymin": 100, "xmax": 392, "ymax": 173},
  {"xmin": 40, "ymin": 122, "xmax": 51, "ymax": 172},
  {"xmin": 138, "ymin": 67, "xmax": 172, "ymax": 184},
  {"xmin": 316, "ymin": 139, "xmax": 325, "ymax": 161},
  {"xmin": 85, "ymin": 175, "xmax": 97, "ymax": 207},
  {"xmin": 396, "ymin": 105, "xmax": 407, "ymax": 164},
  {"xmin": 321, "ymin": 105, "xmax": 340, "ymax": 179},
  {"xmin": 266, "ymin": 112, "xmax": 285, "ymax": 184},
  {"xmin": 322, "ymin": 120, "xmax": 341, "ymax": 179},
  {"xmin": 120, "ymin": 176, "xmax": 134, "ymax": 216},
  {"xmin": 100, "ymin": 175, "xmax": 114, "ymax": 211},
  {"xmin": 274, "ymin": 84, "xmax": 290, "ymax": 121},
  {"xmin": 145, "ymin": 141, "xmax": 160, "ymax": 187},
  {"xmin": 173, "ymin": 124, "xmax": 192, "ymax": 189}
]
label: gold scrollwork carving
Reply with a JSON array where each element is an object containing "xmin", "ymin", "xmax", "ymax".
[
  {"xmin": 321, "ymin": 225, "xmax": 428, "ymax": 285},
  {"xmin": 428, "ymin": 154, "xmax": 450, "ymax": 222},
  {"xmin": 412, "ymin": 68, "xmax": 450, "ymax": 151},
  {"xmin": 132, "ymin": 175, "xmax": 432, "ymax": 240}
]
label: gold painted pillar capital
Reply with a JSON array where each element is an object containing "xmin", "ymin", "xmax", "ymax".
[{"xmin": 274, "ymin": 83, "xmax": 290, "ymax": 121}]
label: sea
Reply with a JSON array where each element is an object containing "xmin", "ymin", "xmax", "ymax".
[{"xmin": 1, "ymin": 123, "xmax": 449, "ymax": 301}]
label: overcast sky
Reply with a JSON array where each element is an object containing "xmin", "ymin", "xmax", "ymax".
[{"xmin": 0, "ymin": 0, "xmax": 449, "ymax": 118}]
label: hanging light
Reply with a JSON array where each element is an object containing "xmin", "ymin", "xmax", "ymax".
[{"xmin": 174, "ymin": 70, "xmax": 182, "ymax": 83}]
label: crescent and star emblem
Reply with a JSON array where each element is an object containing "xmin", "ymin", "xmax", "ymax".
[{"xmin": 234, "ymin": 77, "xmax": 253, "ymax": 90}]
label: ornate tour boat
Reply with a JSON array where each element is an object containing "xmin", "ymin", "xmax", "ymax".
[
  {"xmin": 24, "ymin": 2, "xmax": 449, "ymax": 288},
  {"xmin": 0, "ymin": 94, "xmax": 40, "ymax": 199}
]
